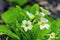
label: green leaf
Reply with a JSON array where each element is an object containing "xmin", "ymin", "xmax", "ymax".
[
  {"xmin": 30, "ymin": 24, "xmax": 49, "ymax": 40},
  {"xmin": 46, "ymin": 16, "xmax": 54, "ymax": 22},
  {"xmin": 16, "ymin": 20, "xmax": 30, "ymax": 40},
  {"xmin": 10, "ymin": 25, "xmax": 20, "ymax": 36},
  {"xmin": 30, "ymin": 24, "xmax": 40, "ymax": 40},
  {"xmin": 50, "ymin": 20, "xmax": 59, "ymax": 33},
  {"xmin": 2, "ymin": 7, "xmax": 19, "ymax": 24},
  {"xmin": 0, "ymin": 31, "xmax": 4, "ymax": 35},
  {"xmin": 24, "ymin": 5, "xmax": 31, "ymax": 11},
  {"xmin": 0, "ymin": 25, "xmax": 20, "ymax": 40},
  {"xmin": 2, "ymin": 6, "xmax": 28, "ymax": 25},
  {"xmin": 38, "ymin": 29, "xmax": 49, "ymax": 40},
  {"xmin": 56, "ymin": 18, "xmax": 60, "ymax": 27},
  {"xmin": 30, "ymin": 4, "xmax": 40, "ymax": 14}
]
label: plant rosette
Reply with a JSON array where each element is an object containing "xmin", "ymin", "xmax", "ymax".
[{"xmin": 0, "ymin": 4, "xmax": 60, "ymax": 40}]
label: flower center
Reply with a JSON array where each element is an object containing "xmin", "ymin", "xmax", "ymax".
[
  {"xmin": 25, "ymin": 23, "xmax": 29, "ymax": 27},
  {"xmin": 40, "ymin": 22, "xmax": 45, "ymax": 26},
  {"xmin": 50, "ymin": 34, "xmax": 54, "ymax": 37}
]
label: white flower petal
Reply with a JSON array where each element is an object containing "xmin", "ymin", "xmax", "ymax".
[
  {"xmin": 28, "ymin": 25, "xmax": 33, "ymax": 30},
  {"xmin": 40, "ymin": 7, "xmax": 44, "ymax": 10},
  {"xmin": 24, "ymin": 28, "xmax": 28, "ymax": 32},
  {"xmin": 22, "ymin": 20, "xmax": 27, "ymax": 24},
  {"xmin": 40, "ymin": 26, "xmax": 45, "ymax": 29},
  {"xmin": 26, "ymin": 11, "xmax": 31, "ymax": 16},
  {"xmin": 48, "ymin": 38, "xmax": 51, "ymax": 40},
  {"xmin": 28, "ymin": 20, "xmax": 32, "ymax": 25},
  {"xmin": 45, "ymin": 24, "xmax": 50, "ymax": 29},
  {"xmin": 26, "ymin": 11, "xmax": 29, "ymax": 14},
  {"xmin": 41, "ymin": 18, "xmax": 48, "ymax": 23},
  {"xmin": 47, "ymin": 11, "xmax": 51, "ymax": 15},
  {"xmin": 21, "ymin": 20, "xmax": 27, "ymax": 27},
  {"xmin": 26, "ymin": 11, "xmax": 35, "ymax": 19}
]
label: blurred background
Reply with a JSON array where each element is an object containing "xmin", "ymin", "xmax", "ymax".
[{"xmin": 0, "ymin": 0, "xmax": 60, "ymax": 23}]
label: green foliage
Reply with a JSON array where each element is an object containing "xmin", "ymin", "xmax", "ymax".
[
  {"xmin": 30, "ymin": 4, "xmax": 40, "ymax": 14},
  {"xmin": 7, "ymin": 0, "xmax": 28, "ymax": 6},
  {"xmin": 0, "ymin": 25, "xmax": 20, "ymax": 40},
  {"xmin": 2, "ymin": 6, "xmax": 28, "ymax": 25},
  {"xmin": 0, "ymin": 3, "xmax": 60, "ymax": 40},
  {"xmin": 24, "ymin": 5, "xmax": 31, "ymax": 11}
]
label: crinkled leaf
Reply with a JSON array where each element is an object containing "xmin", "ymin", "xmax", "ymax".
[
  {"xmin": 2, "ymin": 7, "xmax": 20, "ymax": 24},
  {"xmin": 2, "ymin": 6, "xmax": 28, "ymax": 25}
]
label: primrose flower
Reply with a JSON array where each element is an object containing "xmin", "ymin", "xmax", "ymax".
[
  {"xmin": 40, "ymin": 7, "xmax": 50, "ymax": 17},
  {"xmin": 21, "ymin": 20, "xmax": 33, "ymax": 32},
  {"xmin": 38, "ymin": 18, "xmax": 50, "ymax": 29},
  {"xmin": 40, "ymin": 12, "xmax": 45, "ymax": 17},
  {"xmin": 35, "ymin": 11, "xmax": 45, "ymax": 17},
  {"xmin": 49, "ymin": 32, "xmax": 55, "ymax": 39},
  {"xmin": 26, "ymin": 11, "xmax": 35, "ymax": 20}
]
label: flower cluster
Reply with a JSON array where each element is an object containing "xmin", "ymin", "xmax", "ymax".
[
  {"xmin": 21, "ymin": 7, "xmax": 50, "ymax": 31},
  {"xmin": 20, "ymin": 7, "xmax": 56, "ymax": 39}
]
